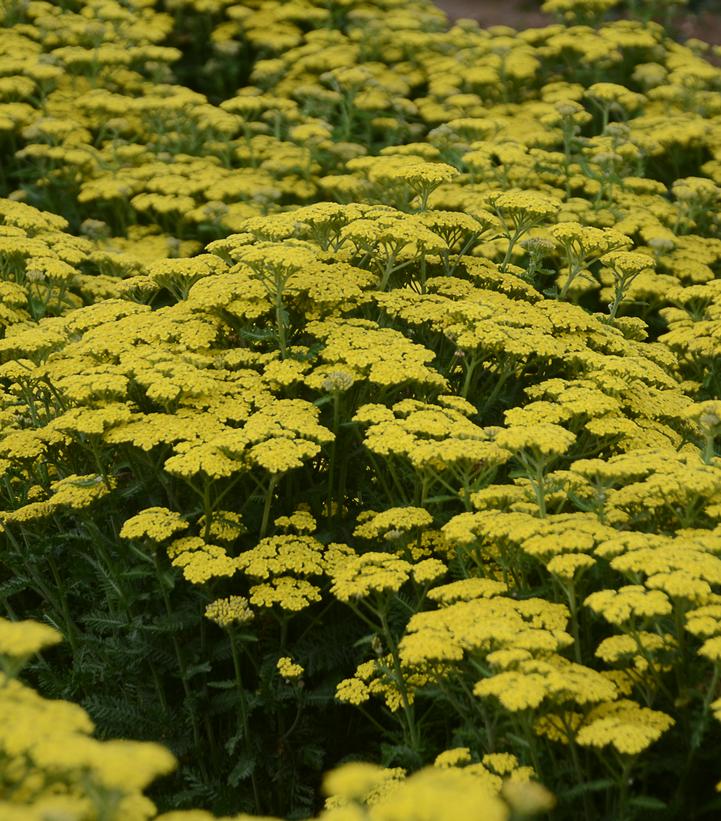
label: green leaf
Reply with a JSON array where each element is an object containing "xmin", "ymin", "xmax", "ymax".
[
  {"xmin": 227, "ymin": 751, "xmax": 256, "ymax": 787},
  {"xmin": 225, "ymin": 728, "xmax": 244, "ymax": 755},
  {"xmin": 561, "ymin": 778, "xmax": 615, "ymax": 799},
  {"xmin": 183, "ymin": 661, "xmax": 211, "ymax": 680},
  {"xmin": 628, "ymin": 796, "xmax": 668, "ymax": 811},
  {"xmin": 208, "ymin": 679, "xmax": 237, "ymax": 689},
  {"xmin": 301, "ymin": 744, "xmax": 325, "ymax": 770}
]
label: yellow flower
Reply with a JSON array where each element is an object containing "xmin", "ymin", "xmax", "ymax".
[
  {"xmin": 322, "ymin": 762, "xmax": 390, "ymax": 801},
  {"xmin": 48, "ymin": 474, "xmax": 112, "ymax": 510},
  {"xmin": 363, "ymin": 765, "xmax": 509, "ymax": 821},
  {"xmin": 475, "ymin": 656, "xmax": 617, "ymax": 712},
  {"xmin": 434, "ymin": 748, "xmax": 472, "ymax": 768},
  {"xmin": 336, "ymin": 676, "xmax": 371, "ymax": 706},
  {"xmin": 277, "ymin": 656, "xmax": 304, "ymax": 680},
  {"xmin": 494, "ymin": 424, "xmax": 576, "ymax": 458},
  {"xmin": 546, "ymin": 553, "xmax": 595, "ymax": 581},
  {"xmin": 330, "ymin": 553, "xmax": 413, "ymax": 602},
  {"xmin": 120, "ymin": 507, "xmax": 188, "ymax": 543},
  {"xmin": 0, "ymin": 618, "xmax": 62, "ymax": 661},
  {"xmin": 584, "ymin": 586, "xmax": 672, "ymax": 625},
  {"xmin": 576, "ymin": 700, "xmax": 674, "ymax": 755},
  {"xmin": 237, "ymin": 534, "xmax": 325, "ymax": 580},
  {"xmin": 354, "ymin": 507, "xmax": 433, "ymax": 541},
  {"xmin": 170, "ymin": 540, "xmax": 238, "ymax": 585},
  {"xmin": 427, "ymin": 578, "xmax": 508, "ymax": 605},
  {"xmin": 249, "ymin": 576, "xmax": 321, "ymax": 611},
  {"xmin": 204, "ymin": 596, "xmax": 254, "ymax": 628}
]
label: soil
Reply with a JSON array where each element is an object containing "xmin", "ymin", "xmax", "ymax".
[{"xmin": 433, "ymin": 0, "xmax": 721, "ymax": 44}]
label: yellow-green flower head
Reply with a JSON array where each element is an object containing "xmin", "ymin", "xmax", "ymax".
[
  {"xmin": 249, "ymin": 576, "xmax": 321, "ymax": 611},
  {"xmin": 601, "ymin": 250, "xmax": 655, "ymax": 276},
  {"xmin": 366, "ymin": 157, "xmax": 458, "ymax": 187},
  {"xmin": 330, "ymin": 553, "xmax": 413, "ymax": 602},
  {"xmin": 427, "ymin": 578, "xmax": 508, "ymax": 605},
  {"xmin": 488, "ymin": 190, "xmax": 560, "ymax": 223},
  {"xmin": 546, "ymin": 553, "xmax": 595, "ymax": 581},
  {"xmin": 576, "ymin": 699, "xmax": 674, "ymax": 755},
  {"xmin": 474, "ymin": 655, "xmax": 617, "ymax": 711},
  {"xmin": 336, "ymin": 676, "xmax": 371, "ymax": 706},
  {"xmin": 0, "ymin": 618, "xmax": 61, "ymax": 660},
  {"xmin": 364, "ymin": 765, "xmax": 509, "ymax": 821},
  {"xmin": 204, "ymin": 596, "xmax": 254, "ymax": 628},
  {"xmin": 170, "ymin": 540, "xmax": 238, "ymax": 585},
  {"xmin": 237, "ymin": 534, "xmax": 325, "ymax": 580},
  {"xmin": 494, "ymin": 423, "xmax": 576, "ymax": 458},
  {"xmin": 584, "ymin": 585, "xmax": 672, "ymax": 625},
  {"xmin": 400, "ymin": 595, "xmax": 572, "ymax": 668},
  {"xmin": 542, "ymin": 0, "xmax": 619, "ymax": 22},
  {"xmin": 412, "ymin": 558, "xmax": 447, "ymax": 585},
  {"xmin": 120, "ymin": 507, "xmax": 189, "ymax": 543},
  {"xmin": 354, "ymin": 507, "xmax": 433, "ymax": 541},
  {"xmin": 595, "ymin": 632, "xmax": 676, "ymax": 671},
  {"xmin": 277, "ymin": 656, "xmax": 304, "ymax": 680},
  {"xmin": 48, "ymin": 473, "xmax": 113, "ymax": 510},
  {"xmin": 585, "ymin": 82, "xmax": 645, "ymax": 110},
  {"xmin": 322, "ymin": 762, "xmax": 392, "ymax": 802},
  {"xmin": 434, "ymin": 747, "xmax": 472, "ymax": 768},
  {"xmin": 274, "ymin": 508, "xmax": 317, "ymax": 534},
  {"xmin": 33, "ymin": 735, "xmax": 177, "ymax": 793},
  {"xmin": 502, "ymin": 779, "xmax": 556, "ymax": 816},
  {"xmin": 684, "ymin": 400, "xmax": 721, "ymax": 433}
]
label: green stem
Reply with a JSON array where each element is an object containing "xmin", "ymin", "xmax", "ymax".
[
  {"xmin": 500, "ymin": 226, "xmax": 524, "ymax": 272},
  {"xmin": 559, "ymin": 261, "xmax": 582, "ymax": 300},
  {"xmin": 616, "ymin": 756, "xmax": 633, "ymax": 820},
  {"xmin": 326, "ymin": 393, "xmax": 341, "ymax": 518},
  {"xmin": 229, "ymin": 630, "xmax": 262, "ymax": 813},
  {"xmin": 47, "ymin": 553, "xmax": 79, "ymax": 654},
  {"xmin": 202, "ymin": 476, "xmax": 213, "ymax": 541},
  {"xmin": 461, "ymin": 355, "xmax": 479, "ymax": 400},
  {"xmin": 692, "ymin": 663, "xmax": 720, "ymax": 751},
  {"xmin": 260, "ymin": 475, "xmax": 278, "ymax": 539},
  {"xmin": 153, "ymin": 552, "xmax": 207, "ymax": 780},
  {"xmin": 564, "ymin": 582, "xmax": 582, "ymax": 664},
  {"xmin": 378, "ymin": 606, "xmax": 421, "ymax": 756}
]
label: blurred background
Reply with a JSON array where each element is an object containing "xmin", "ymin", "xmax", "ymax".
[{"xmin": 433, "ymin": 0, "xmax": 721, "ymax": 42}]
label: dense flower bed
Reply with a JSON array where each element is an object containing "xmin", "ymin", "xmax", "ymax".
[{"xmin": 1, "ymin": 0, "xmax": 721, "ymax": 818}]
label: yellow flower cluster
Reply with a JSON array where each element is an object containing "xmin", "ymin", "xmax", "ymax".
[
  {"xmin": 204, "ymin": 595, "xmax": 254, "ymax": 628},
  {"xmin": 277, "ymin": 656, "xmax": 304, "ymax": 680},
  {"xmin": 0, "ymin": 618, "xmax": 175, "ymax": 820}
]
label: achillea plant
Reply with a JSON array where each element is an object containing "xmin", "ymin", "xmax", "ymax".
[{"xmin": 1, "ymin": 0, "xmax": 721, "ymax": 817}]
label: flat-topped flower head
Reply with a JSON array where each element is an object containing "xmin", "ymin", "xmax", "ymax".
[
  {"xmin": 474, "ymin": 655, "xmax": 617, "ymax": 712},
  {"xmin": 204, "ymin": 596, "xmax": 254, "ymax": 628},
  {"xmin": 542, "ymin": 0, "xmax": 619, "ymax": 24},
  {"xmin": 249, "ymin": 576, "xmax": 321, "ymax": 611},
  {"xmin": 120, "ymin": 507, "xmax": 188, "ymax": 544},
  {"xmin": 495, "ymin": 423, "xmax": 576, "ymax": 458},
  {"xmin": 237, "ymin": 534, "xmax": 325, "ymax": 579},
  {"xmin": 489, "ymin": 191, "xmax": 560, "ymax": 224},
  {"xmin": 330, "ymin": 552, "xmax": 413, "ymax": 602},
  {"xmin": 585, "ymin": 82, "xmax": 645, "ymax": 111},
  {"xmin": 584, "ymin": 585, "xmax": 672, "ymax": 625},
  {"xmin": 0, "ymin": 618, "xmax": 61, "ymax": 662},
  {"xmin": 277, "ymin": 656, "xmax": 304, "ymax": 680},
  {"xmin": 576, "ymin": 699, "xmax": 674, "ymax": 755},
  {"xmin": 354, "ymin": 507, "xmax": 433, "ymax": 541}
]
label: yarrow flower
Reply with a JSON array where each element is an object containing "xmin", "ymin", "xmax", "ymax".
[
  {"xmin": 576, "ymin": 700, "xmax": 675, "ymax": 755},
  {"xmin": 277, "ymin": 656, "xmax": 304, "ymax": 680},
  {"xmin": 120, "ymin": 507, "xmax": 189, "ymax": 543},
  {"xmin": 204, "ymin": 596, "xmax": 254, "ymax": 628},
  {"xmin": 330, "ymin": 553, "xmax": 413, "ymax": 602}
]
